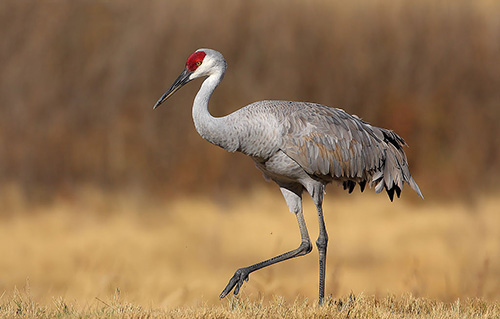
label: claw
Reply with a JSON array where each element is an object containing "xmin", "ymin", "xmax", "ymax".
[{"xmin": 219, "ymin": 268, "xmax": 250, "ymax": 299}]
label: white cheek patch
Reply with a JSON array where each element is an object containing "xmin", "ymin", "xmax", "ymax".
[
  {"xmin": 190, "ymin": 66, "xmax": 205, "ymax": 79},
  {"xmin": 189, "ymin": 71, "xmax": 198, "ymax": 80},
  {"xmin": 190, "ymin": 61, "xmax": 211, "ymax": 79}
]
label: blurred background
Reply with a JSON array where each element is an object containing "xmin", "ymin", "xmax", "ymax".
[{"xmin": 0, "ymin": 0, "xmax": 499, "ymax": 308}]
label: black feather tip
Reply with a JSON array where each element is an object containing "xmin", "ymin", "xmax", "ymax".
[
  {"xmin": 359, "ymin": 180, "xmax": 366, "ymax": 192},
  {"xmin": 343, "ymin": 181, "xmax": 356, "ymax": 194},
  {"xmin": 395, "ymin": 186, "xmax": 401, "ymax": 198},
  {"xmin": 387, "ymin": 187, "xmax": 395, "ymax": 202}
]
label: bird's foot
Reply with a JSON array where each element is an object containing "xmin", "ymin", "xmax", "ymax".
[{"xmin": 219, "ymin": 268, "xmax": 250, "ymax": 299}]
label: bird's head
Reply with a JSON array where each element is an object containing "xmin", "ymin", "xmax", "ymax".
[{"xmin": 153, "ymin": 48, "xmax": 226, "ymax": 109}]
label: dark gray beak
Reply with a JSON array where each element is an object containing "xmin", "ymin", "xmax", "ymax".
[{"xmin": 153, "ymin": 68, "xmax": 193, "ymax": 109}]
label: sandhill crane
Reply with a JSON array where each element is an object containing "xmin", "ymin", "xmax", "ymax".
[{"xmin": 153, "ymin": 48, "xmax": 423, "ymax": 305}]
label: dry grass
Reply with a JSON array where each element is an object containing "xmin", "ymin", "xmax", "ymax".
[
  {"xmin": 2, "ymin": 291, "xmax": 500, "ymax": 319},
  {"xmin": 1, "ymin": 188, "xmax": 499, "ymax": 312}
]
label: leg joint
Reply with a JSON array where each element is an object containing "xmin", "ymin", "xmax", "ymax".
[
  {"xmin": 298, "ymin": 240, "xmax": 313, "ymax": 256},
  {"xmin": 316, "ymin": 234, "xmax": 328, "ymax": 250}
]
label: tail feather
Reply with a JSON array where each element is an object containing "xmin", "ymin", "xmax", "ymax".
[
  {"xmin": 363, "ymin": 130, "xmax": 423, "ymax": 200},
  {"xmin": 359, "ymin": 180, "xmax": 366, "ymax": 192},
  {"xmin": 387, "ymin": 187, "xmax": 395, "ymax": 202},
  {"xmin": 407, "ymin": 175, "xmax": 424, "ymax": 199}
]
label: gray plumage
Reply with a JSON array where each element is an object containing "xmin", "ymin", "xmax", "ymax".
[
  {"xmin": 224, "ymin": 100, "xmax": 422, "ymax": 201},
  {"xmin": 154, "ymin": 48, "xmax": 423, "ymax": 305}
]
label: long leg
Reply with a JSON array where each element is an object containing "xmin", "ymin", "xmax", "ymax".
[
  {"xmin": 219, "ymin": 186, "xmax": 312, "ymax": 299},
  {"xmin": 313, "ymin": 190, "xmax": 328, "ymax": 305}
]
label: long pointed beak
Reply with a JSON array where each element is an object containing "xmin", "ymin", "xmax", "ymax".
[{"xmin": 153, "ymin": 68, "xmax": 192, "ymax": 109}]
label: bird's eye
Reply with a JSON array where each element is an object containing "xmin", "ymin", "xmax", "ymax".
[{"xmin": 196, "ymin": 61, "xmax": 202, "ymax": 66}]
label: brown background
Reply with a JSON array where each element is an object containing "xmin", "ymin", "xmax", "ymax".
[{"xmin": 1, "ymin": 0, "xmax": 499, "ymax": 203}]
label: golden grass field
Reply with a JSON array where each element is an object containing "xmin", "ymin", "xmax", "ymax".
[{"xmin": 1, "ymin": 187, "xmax": 499, "ymax": 317}]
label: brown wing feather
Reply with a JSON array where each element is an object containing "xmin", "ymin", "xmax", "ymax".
[{"xmin": 277, "ymin": 102, "xmax": 423, "ymax": 200}]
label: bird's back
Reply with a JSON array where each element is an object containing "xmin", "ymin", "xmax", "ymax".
[{"xmin": 232, "ymin": 100, "xmax": 422, "ymax": 200}]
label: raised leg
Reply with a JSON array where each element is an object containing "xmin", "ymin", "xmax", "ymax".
[{"xmin": 219, "ymin": 186, "xmax": 312, "ymax": 299}]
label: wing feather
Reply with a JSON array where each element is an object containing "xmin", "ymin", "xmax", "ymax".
[{"xmin": 272, "ymin": 101, "xmax": 423, "ymax": 199}]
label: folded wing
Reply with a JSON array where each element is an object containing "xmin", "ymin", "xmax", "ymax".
[{"xmin": 279, "ymin": 102, "xmax": 423, "ymax": 200}]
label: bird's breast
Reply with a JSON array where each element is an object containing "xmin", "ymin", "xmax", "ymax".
[
  {"xmin": 230, "ymin": 109, "xmax": 283, "ymax": 158},
  {"xmin": 252, "ymin": 150, "xmax": 312, "ymax": 185}
]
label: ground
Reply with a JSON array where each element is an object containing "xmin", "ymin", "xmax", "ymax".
[{"xmin": 1, "ymin": 187, "xmax": 499, "ymax": 317}]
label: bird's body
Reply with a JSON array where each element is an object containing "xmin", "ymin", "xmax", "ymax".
[
  {"xmin": 198, "ymin": 99, "xmax": 420, "ymax": 200},
  {"xmin": 154, "ymin": 48, "xmax": 422, "ymax": 305}
]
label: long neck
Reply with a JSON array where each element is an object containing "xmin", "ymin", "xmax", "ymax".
[{"xmin": 192, "ymin": 72, "xmax": 239, "ymax": 152}]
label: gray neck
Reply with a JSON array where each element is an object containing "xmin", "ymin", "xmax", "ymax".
[{"xmin": 192, "ymin": 72, "xmax": 239, "ymax": 152}]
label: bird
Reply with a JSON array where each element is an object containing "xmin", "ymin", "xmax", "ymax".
[{"xmin": 153, "ymin": 48, "xmax": 423, "ymax": 305}]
